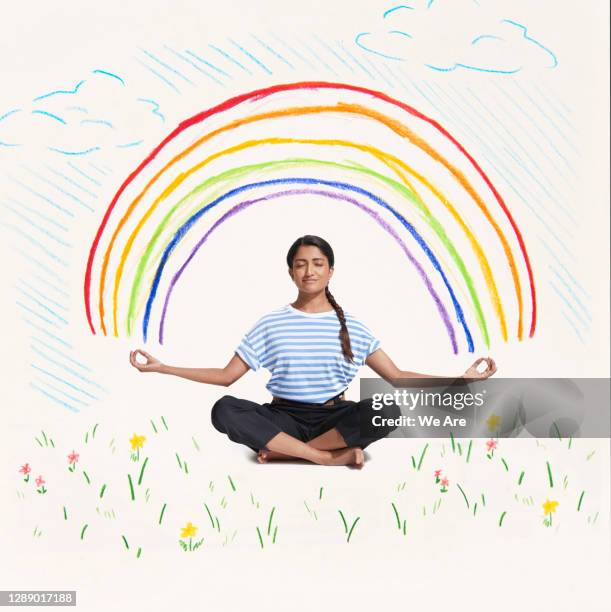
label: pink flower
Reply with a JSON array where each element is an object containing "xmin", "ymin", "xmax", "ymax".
[
  {"xmin": 19, "ymin": 463, "xmax": 31, "ymax": 475},
  {"xmin": 35, "ymin": 475, "xmax": 45, "ymax": 487},
  {"xmin": 441, "ymin": 477, "xmax": 450, "ymax": 487},
  {"xmin": 67, "ymin": 451, "xmax": 79, "ymax": 464},
  {"xmin": 486, "ymin": 439, "xmax": 498, "ymax": 451},
  {"xmin": 434, "ymin": 469, "xmax": 442, "ymax": 478}
]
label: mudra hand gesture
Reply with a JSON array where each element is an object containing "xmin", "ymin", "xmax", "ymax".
[
  {"xmin": 463, "ymin": 357, "xmax": 496, "ymax": 380},
  {"xmin": 129, "ymin": 349, "xmax": 163, "ymax": 373}
]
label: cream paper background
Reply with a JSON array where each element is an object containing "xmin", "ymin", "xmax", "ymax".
[{"xmin": 0, "ymin": 1, "xmax": 609, "ymax": 610}]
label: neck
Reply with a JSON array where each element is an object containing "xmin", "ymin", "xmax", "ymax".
[{"xmin": 292, "ymin": 291, "xmax": 332, "ymax": 313}]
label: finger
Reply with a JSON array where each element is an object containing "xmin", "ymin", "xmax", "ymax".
[
  {"xmin": 133, "ymin": 349, "xmax": 149, "ymax": 363},
  {"xmin": 472, "ymin": 357, "xmax": 485, "ymax": 366}
]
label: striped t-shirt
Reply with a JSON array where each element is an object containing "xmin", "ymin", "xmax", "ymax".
[{"xmin": 236, "ymin": 304, "xmax": 381, "ymax": 403}]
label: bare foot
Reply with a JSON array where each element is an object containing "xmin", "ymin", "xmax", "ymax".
[
  {"xmin": 257, "ymin": 449, "xmax": 295, "ymax": 463},
  {"xmin": 316, "ymin": 447, "xmax": 365, "ymax": 468}
]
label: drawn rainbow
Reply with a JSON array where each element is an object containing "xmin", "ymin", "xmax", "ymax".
[{"xmin": 83, "ymin": 81, "xmax": 536, "ymax": 354}]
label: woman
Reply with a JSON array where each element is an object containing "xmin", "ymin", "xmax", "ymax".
[{"xmin": 130, "ymin": 235, "xmax": 496, "ymax": 467}]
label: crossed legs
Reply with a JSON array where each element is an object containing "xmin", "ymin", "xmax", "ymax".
[
  {"xmin": 257, "ymin": 427, "xmax": 363, "ymax": 467},
  {"xmin": 211, "ymin": 396, "xmax": 364, "ymax": 468}
]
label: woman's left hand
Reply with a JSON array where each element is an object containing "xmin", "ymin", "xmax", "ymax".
[{"xmin": 463, "ymin": 357, "xmax": 497, "ymax": 380}]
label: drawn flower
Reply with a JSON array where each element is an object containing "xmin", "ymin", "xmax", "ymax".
[
  {"xmin": 129, "ymin": 434, "xmax": 146, "ymax": 461},
  {"xmin": 180, "ymin": 522, "xmax": 198, "ymax": 539},
  {"xmin": 178, "ymin": 522, "xmax": 204, "ymax": 552},
  {"xmin": 486, "ymin": 438, "xmax": 498, "ymax": 458},
  {"xmin": 486, "ymin": 413, "xmax": 501, "ymax": 433},
  {"xmin": 35, "ymin": 475, "xmax": 47, "ymax": 494},
  {"xmin": 67, "ymin": 451, "xmax": 79, "ymax": 472},
  {"xmin": 440, "ymin": 477, "xmax": 450, "ymax": 493},
  {"xmin": 542, "ymin": 499, "xmax": 559, "ymax": 526},
  {"xmin": 543, "ymin": 499, "xmax": 559, "ymax": 515},
  {"xmin": 434, "ymin": 469, "xmax": 442, "ymax": 483},
  {"xmin": 19, "ymin": 463, "xmax": 31, "ymax": 482}
]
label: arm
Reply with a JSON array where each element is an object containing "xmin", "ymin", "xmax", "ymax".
[
  {"xmin": 129, "ymin": 349, "xmax": 250, "ymax": 387},
  {"xmin": 365, "ymin": 349, "xmax": 496, "ymax": 386}
]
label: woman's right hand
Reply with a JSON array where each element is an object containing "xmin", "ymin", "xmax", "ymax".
[{"xmin": 130, "ymin": 349, "xmax": 163, "ymax": 373}]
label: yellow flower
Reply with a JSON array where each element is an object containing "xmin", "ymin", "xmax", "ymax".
[
  {"xmin": 180, "ymin": 522, "xmax": 198, "ymax": 539},
  {"xmin": 542, "ymin": 499, "xmax": 559, "ymax": 516},
  {"xmin": 129, "ymin": 434, "xmax": 146, "ymax": 450},
  {"xmin": 486, "ymin": 413, "xmax": 501, "ymax": 432}
]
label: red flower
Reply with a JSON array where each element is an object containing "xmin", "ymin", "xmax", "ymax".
[
  {"xmin": 19, "ymin": 463, "xmax": 31, "ymax": 475},
  {"xmin": 67, "ymin": 451, "xmax": 79, "ymax": 464},
  {"xmin": 35, "ymin": 475, "xmax": 45, "ymax": 487},
  {"xmin": 440, "ymin": 477, "xmax": 450, "ymax": 487},
  {"xmin": 486, "ymin": 439, "xmax": 498, "ymax": 451},
  {"xmin": 434, "ymin": 469, "xmax": 442, "ymax": 478}
]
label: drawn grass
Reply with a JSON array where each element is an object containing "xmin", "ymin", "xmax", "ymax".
[
  {"xmin": 82, "ymin": 471, "xmax": 90, "ymax": 484},
  {"xmin": 122, "ymin": 535, "xmax": 129, "ymax": 549},
  {"xmin": 256, "ymin": 526, "xmax": 264, "ymax": 549},
  {"xmin": 137, "ymin": 457, "xmax": 148, "ymax": 485},
  {"xmin": 99, "ymin": 484, "xmax": 107, "ymax": 498},
  {"xmin": 465, "ymin": 439, "xmax": 473, "ymax": 463},
  {"xmin": 338, "ymin": 510, "xmax": 360, "ymax": 542},
  {"xmin": 456, "ymin": 483, "xmax": 470, "ymax": 509},
  {"xmin": 228, "ymin": 475, "xmax": 236, "ymax": 491},
  {"xmin": 267, "ymin": 506, "xmax": 276, "ymax": 535},
  {"xmin": 204, "ymin": 503, "xmax": 215, "ymax": 528},
  {"xmin": 127, "ymin": 474, "xmax": 135, "ymax": 501},
  {"xmin": 391, "ymin": 502, "xmax": 401, "ymax": 529},
  {"xmin": 158, "ymin": 503, "xmax": 167, "ymax": 525},
  {"xmin": 546, "ymin": 461, "xmax": 554, "ymax": 487},
  {"xmin": 577, "ymin": 490, "xmax": 585, "ymax": 512},
  {"xmin": 498, "ymin": 511, "xmax": 507, "ymax": 527},
  {"xmin": 80, "ymin": 524, "xmax": 88, "ymax": 539},
  {"xmin": 416, "ymin": 443, "xmax": 428, "ymax": 471},
  {"xmin": 518, "ymin": 470, "xmax": 525, "ymax": 485}
]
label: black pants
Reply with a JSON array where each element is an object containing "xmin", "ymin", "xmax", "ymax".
[{"xmin": 211, "ymin": 395, "xmax": 400, "ymax": 452}]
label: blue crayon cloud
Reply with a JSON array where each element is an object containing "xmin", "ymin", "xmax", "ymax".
[
  {"xmin": 355, "ymin": 0, "xmax": 558, "ymax": 74},
  {"xmin": 0, "ymin": 69, "xmax": 165, "ymax": 154}
]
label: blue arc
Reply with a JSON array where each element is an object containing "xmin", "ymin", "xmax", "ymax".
[{"xmin": 142, "ymin": 177, "xmax": 474, "ymax": 352}]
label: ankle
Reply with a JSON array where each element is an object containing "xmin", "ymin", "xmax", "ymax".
[{"xmin": 310, "ymin": 448, "xmax": 331, "ymax": 464}]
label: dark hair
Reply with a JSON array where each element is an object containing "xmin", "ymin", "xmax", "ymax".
[{"xmin": 286, "ymin": 235, "xmax": 354, "ymax": 363}]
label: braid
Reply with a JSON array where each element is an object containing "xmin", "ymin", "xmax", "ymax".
[{"xmin": 325, "ymin": 286, "xmax": 354, "ymax": 363}]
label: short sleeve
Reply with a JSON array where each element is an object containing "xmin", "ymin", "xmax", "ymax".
[
  {"xmin": 235, "ymin": 320, "xmax": 266, "ymax": 371},
  {"xmin": 349, "ymin": 316, "xmax": 381, "ymax": 366}
]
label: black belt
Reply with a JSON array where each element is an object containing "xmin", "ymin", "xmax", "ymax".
[{"xmin": 271, "ymin": 390, "xmax": 347, "ymax": 407}]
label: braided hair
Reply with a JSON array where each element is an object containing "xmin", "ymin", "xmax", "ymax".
[{"xmin": 286, "ymin": 235, "xmax": 354, "ymax": 363}]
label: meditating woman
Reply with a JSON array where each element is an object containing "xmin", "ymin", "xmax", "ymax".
[{"xmin": 129, "ymin": 235, "xmax": 496, "ymax": 467}]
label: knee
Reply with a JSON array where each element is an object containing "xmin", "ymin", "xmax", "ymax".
[{"xmin": 211, "ymin": 395, "xmax": 237, "ymax": 432}]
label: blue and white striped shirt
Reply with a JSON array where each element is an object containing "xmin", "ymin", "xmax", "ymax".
[{"xmin": 236, "ymin": 305, "xmax": 381, "ymax": 403}]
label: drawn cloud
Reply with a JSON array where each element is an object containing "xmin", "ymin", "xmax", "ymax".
[
  {"xmin": 355, "ymin": 0, "xmax": 558, "ymax": 74},
  {"xmin": 0, "ymin": 69, "xmax": 165, "ymax": 154}
]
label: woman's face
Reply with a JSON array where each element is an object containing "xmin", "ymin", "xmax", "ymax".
[{"xmin": 289, "ymin": 245, "xmax": 334, "ymax": 294}]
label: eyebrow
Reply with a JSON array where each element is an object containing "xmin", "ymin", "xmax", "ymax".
[{"xmin": 294, "ymin": 258, "xmax": 326, "ymax": 262}]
